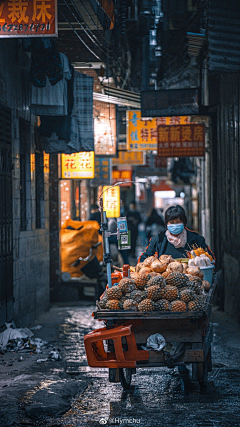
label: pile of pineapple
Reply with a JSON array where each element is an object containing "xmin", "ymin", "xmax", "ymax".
[{"xmin": 98, "ymin": 254, "xmax": 211, "ymax": 312}]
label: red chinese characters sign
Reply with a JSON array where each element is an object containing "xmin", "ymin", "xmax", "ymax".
[
  {"xmin": 112, "ymin": 170, "xmax": 133, "ymax": 186},
  {"xmin": 0, "ymin": 0, "xmax": 57, "ymax": 37},
  {"xmin": 158, "ymin": 124, "xmax": 205, "ymax": 157}
]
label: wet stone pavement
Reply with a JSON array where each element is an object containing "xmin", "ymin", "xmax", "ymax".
[{"xmin": 1, "ymin": 303, "xmax": 240, "ymax": 427}]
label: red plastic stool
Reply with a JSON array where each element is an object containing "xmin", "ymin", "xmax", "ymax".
[{"xmin": 84, "ymin": 323, "xmax": 149, "ymax": 368}]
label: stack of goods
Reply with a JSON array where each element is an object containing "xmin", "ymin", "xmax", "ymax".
[
  {"xmin": 187, "ymin": 247, "xmax": 213, "ymax": 265},
  {"xmin": 98, "ymin": 255, "xmax": 211, "ymax": 312}
]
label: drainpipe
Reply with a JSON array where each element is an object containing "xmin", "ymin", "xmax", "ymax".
[{"xmin": 201, "ymin": 58, "xmax": 211, "ymax": 246}]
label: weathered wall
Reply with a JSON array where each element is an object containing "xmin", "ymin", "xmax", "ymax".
[
  {"xmin": 209, "ymin": 72, "xmax": 240, "ymax": 323},
  {"xmin": 0, "ymin": 39, "xmax": 50, "ymax": 326}
]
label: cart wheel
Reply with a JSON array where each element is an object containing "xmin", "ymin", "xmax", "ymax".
[
  {"xmin": 197, "ymin": 362, "xmax": 208, "ymax": 388},
  {"xmin": 119, "ymin": 368, "xmax": 133, "ymax": 390}
]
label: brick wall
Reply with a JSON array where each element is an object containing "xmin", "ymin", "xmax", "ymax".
[{"xmin": 0, "ymin": 39, "xmax": 50, "ymax": 327}]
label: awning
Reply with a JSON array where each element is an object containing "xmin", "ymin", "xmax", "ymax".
[{"xmin": 93, "ymin": 85, "xmax": 141, "ymax": 108}]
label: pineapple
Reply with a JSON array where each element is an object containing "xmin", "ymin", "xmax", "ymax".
[
  {"xmin": 146, "ymin": 275, "xmax": 166, "ymax": 289},
  {"xmin": 163, "ymin": 285, "xmax": 178, "ymax": 301},
  {"xmin": 118, "ymin": 278, "xmax": 136, "ymax": 294},
  {"xmin": 188, "ymin": 299, "xmax": 203, "ymax": 311},
  {"xmin": 130, "ymin": 289, "xmax": 146, "ymax": 303},
  {"xmin": 138, "ymin": 299, "xmax": 155, "ymax": 312},
  {"xmin": 162, "ymin": 271, "xmax": 170, "ymax": 278},
  {"xmin": 106, "ymin": 286, "xmax": 122, "ymax": 300},
  {"xmin": 98, "ymin": 296, "xmax": 108, "ymax": 309},
  {"xmin": 166, "ymin": 273, "xmax": 189, "ymax": 288},
  {"xmin": 170, "ymin": 300, "xmax": 187, "ymax": 312},
  {"xmin": 134, "ymin": 274, "xmax": 149, "ymax": 290},
  {"xmin": 180, "ymin": 288, "xmax": 196, "ymax": 303},
  {"xmin": 147, "ymin": 285, "xmax": 165, "ymax": 301},
  {"xmin": 119, "ymin": 296, "xmax": 129, "ymax": 309},
  {"xmin": 123, "ymin": 299, "xmax": 138, "ymax": 311},
  {"xmin": 188, "ymin": 280, "xmax": 202, "ymax": 294},
  {"xmin": 187, "ymin": 275, "xmax": 202, "ymax": 285},
  {"xmin": 106, "ymin": 300, "xmax": 120, "ymax": 310},
  {"xmin": 154, "ymin": 299, "xmax": 170, "ymax": 311}
]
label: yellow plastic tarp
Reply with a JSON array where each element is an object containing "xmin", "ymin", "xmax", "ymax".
[{"xmin": 60, "ymin": 219, "xmax": 103, "ymax": 278}]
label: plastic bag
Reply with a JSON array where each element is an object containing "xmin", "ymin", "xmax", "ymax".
[{"xmin": 141, "ymin": 333, "xmax": 166, "ymax": 352}]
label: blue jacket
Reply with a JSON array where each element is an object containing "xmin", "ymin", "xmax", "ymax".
[{"xmin": 138, "ymin": 228, "xmax": 215, "ymax": 263}]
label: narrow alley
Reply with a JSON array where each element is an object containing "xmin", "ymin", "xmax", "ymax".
[{"xmin": 1, "ymin": 302, "xmax": 240, "ymax": 427}]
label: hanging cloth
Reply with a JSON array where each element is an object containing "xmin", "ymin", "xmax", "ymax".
[
  {"xmin": 40, "ymin": 71, "xmax": 94, "ymax": 153},
  {"xmin": 30, "ymin": 53, "xmax": 72, "ymax": 116}
]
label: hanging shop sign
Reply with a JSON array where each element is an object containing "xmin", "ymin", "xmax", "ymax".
[
  {"xmin": 102, "ymin": 185, "xmax": 120, "ymax": 218},
  {"xmin": 112, "ymin": 170, "xmax": 133, "ymax": 186},
  {"xmin": 0, "ymin": 0, "xmax": 57, "ymax": 37},
  {"xmin": 112, "ymin": 151, "xmax": 145, "ymax": 165},
  {"xmin": 157, "ymin": 124, "xmax": 205, "ymax": 157},
  {"xmin": 91, "ymin": 157, "xmax": 111, "ymax": 185},
  {"xmin": 94, "ymin": 103, "xmax": 116, "ymax": 156},
  {"xmin": 127, "ymin": 110, "xmax": 191, "ymax": 151},
  {"xmin": 61, "ymin": 152, "xmax": 95, "ymax": 179},
  {"xmin": 141, "ymin": 88, "xmax": 201, "ymax": 117}
]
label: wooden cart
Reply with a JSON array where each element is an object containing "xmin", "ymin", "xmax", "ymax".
[{"xmin": 87, "ymin": 279, "xmax": 216, "ymax": 390}]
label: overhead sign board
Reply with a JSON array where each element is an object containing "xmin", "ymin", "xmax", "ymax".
[
  {"xmin": 94, "ymin": 103, "xmax": 116, "ymax": 156},
  {"xmin": 112, "ymin": 170, "xmax": 133, "ymax": 186},
  {"xmin": 141, "ymin": 88, "xmax": 200, "ymax": 117},
  {"xmin": 158, "ymin": 124, "xmax": 205, "ymax": 157},
  {"xmin": 127, "ymin": 110, "xmax": 191, "ymax": 151},
  {"xmin": 61, "ymin": 152, "xmax": 95, "ymax": 179},
  {"xmin": 102, "ymin": 185, "xmax": 120, "ymax": 218},
  {"xmin": 112, "ymin": 151, "xmax": 145, "ymax": 165},
  {"xmin": 0, "ymin": 0, "xmax": 57, "ymax": 37}
]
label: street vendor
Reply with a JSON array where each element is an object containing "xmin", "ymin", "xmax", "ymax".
[{"xmin": 138, "ymin": 205, "xmax": 215, "ymax": 263}]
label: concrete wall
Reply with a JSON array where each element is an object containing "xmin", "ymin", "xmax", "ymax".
[{"xmin": 0, "ymin": 39, "xmax": 50, "ymax": 327}]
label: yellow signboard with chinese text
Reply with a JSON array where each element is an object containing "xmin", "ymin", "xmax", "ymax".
[
  {"xmin": 61, "ymin": 152, "xmax": 95, "ymax": 179},
  {"xmin": 102, "ymin": 186, "xmax": 120, "ymax": 218},
  {"xmin": 112, "ymin": 151, "xmax": 145, "ymax": 165},
  {"xmin": 0, "ymin": 0, "xmax": 57, "ymax": 37},
  {"xmin": 127, "ymin": 111, "xmax": 191, "ymax": 151}
]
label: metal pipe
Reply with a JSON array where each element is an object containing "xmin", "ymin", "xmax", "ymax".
[
  {"xmin": 99, "ymin": 197, "xmax": 112, "ymax": 288},
  {"xmin": 103, "ymin": 211, "xmax": 112, "ymax": 288}
]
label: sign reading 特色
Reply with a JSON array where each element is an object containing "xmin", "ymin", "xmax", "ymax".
[
  {"xmin": 127, "ymin": 110, "xmax": 191, "ymax": 151},
  {"xmin": 0, "ymin": 0, "xmax": 57, "ymax": 37},
  {"xmin": 158, "ymin": 124, "xmax": 205, "ymax": 157}
]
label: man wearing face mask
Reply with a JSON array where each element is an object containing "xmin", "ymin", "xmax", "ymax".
[{"xmin": 138, "ymin": 205, "xmax": 214, "ymax": 262}]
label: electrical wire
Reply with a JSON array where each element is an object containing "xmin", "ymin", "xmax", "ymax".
[
  {"xmin": 59, "ymin": 0, "xmax": 126, "ymax": 86},
  {"xmin": 59, "ymin": 9, "xmax": 102, "ymax": 60},
  {"xmin": 67, "ymin": 0, "xmax": 114, "ymax": 56},
  {"xmin": 62, "ymin": 0, "xmax": 112, "ymax": 59},
  {"xmin": 77, "ymin": 0, "xmax": 113, "ymax": 47}
]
